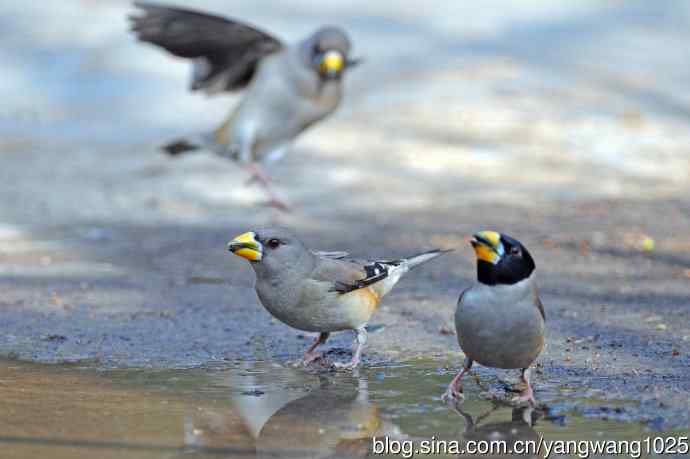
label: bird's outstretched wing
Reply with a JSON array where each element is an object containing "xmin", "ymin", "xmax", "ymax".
[{"xmin": 130, "ymin": 2, "xmax": 284, "ymax": 93}]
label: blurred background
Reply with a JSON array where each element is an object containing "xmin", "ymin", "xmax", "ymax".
[
  {"xmin": 1, "ymin": 0, "xmax": 690, "ymax": 455},
  {"xmin": 2, "ymin": 0, "xmax": 689, "ymax": 224}
]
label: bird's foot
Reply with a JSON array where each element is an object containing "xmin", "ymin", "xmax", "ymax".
[
  {"xmin": 242, "ymin": 163, "xmax": 271, "ymax": 187},
  {"xmin": 511, "ymin": 388, "xmax": 537, "ymax": 406},
  {"xmin": 441, "ymin": 384, "xmax": 464, "ymax": 403},
  {"xmin": 258, "ymin": 198, "xmax": 291, "ymax": 212},
  {"xmin": 242, "ymin": 164, "xmax": 291, "ymax": 211},
  {"xmin": 260, "ymin": 195, "xmax": 292, "ymax": 212},
  {"xmin": 332, "ymin": 361, "xmax": 357, "ymax": 370},
  {"xmin": 267, "ymin": 198, "xmax": 292, "ymax": 212},
  {"xmin": 302, "ymin": 351, "xmax": 324, "ymax": 366},
  {"xmin": 332, "ymin": 358, "xmax": 360, "ymax": 371},
  {"xmin": 443, "ymin": 367, "xmax": 470, "ymax": 403},
  {"xmin": 245, "ymin": 172, "xmax": 274, "ymax": 187}
]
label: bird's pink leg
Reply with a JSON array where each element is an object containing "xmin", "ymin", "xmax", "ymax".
[
  {"xmin": 333, "ymin": 327, "xmax": 367, "ymax": 370},
  {"xmin": 243, "ymin": 164, "xmax": 270, "ymax": 186},
  {"xmin": 242, "ymin": 163, "xmax": 290, "ymax": 211},
  {"xmin": 303, "ymin": 332, "xmax": 329, "ymax": 365},
  {"xmin": 442, "ymin": 357, "xmax": 473, "ymax": 402},
  {"xmin": 513, "ymin": 368, "xmax": 537, "ymax": 405}
]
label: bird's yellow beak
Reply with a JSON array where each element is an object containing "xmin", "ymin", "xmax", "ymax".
[
  {"xmin": 470, "ymin": 231, "xmax": 503, "ymax": 265},
  {"xmin": 227, "ymin": 232, "xmax": 262, "ymax": 261},
  {"xmin": 319, "ymin": 50, "xmax": 344, "ymax": 76}
]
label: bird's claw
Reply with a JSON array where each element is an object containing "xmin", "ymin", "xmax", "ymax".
[
  {"xmin": 441, "ymin": 386, "xmax": 464, "ymax": 403},
  {"xmin": 511, "ymin": 389, "xmax": 537, "ymax": 406},
  {"xmin": 263, "ymin": 197, "xmax": 292, "ymax": 212},
  {"xmin": 244, "ymin": 174, "xmax": 261, "ymax": 186},
  {"xmin": 302, "ymin": 351, "xmax": 324, "ymax": 366},
  {"xmin": 332, "ymin": 360, "xmax": 359, "ymax": 370}
]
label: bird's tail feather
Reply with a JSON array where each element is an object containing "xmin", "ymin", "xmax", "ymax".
[
  {"xmin": 162, "ymin": 130, "xmax": 238, "ymax": 159},
  {"xmin": 372, "ymin": 248, "xmax": 451, "ymax": 298},
  {"xmin": 162, "ymin": 130, "xmax": 223, "ymax": 157},
  {"xmin": 162, "ymin": 138, "xmax": 202, "ymax": 156},
  {"xmin": 404, "ymin": 248, "xmax": 453, "ymax": 269}
]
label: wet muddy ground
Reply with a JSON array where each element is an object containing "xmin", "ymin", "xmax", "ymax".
[{"xmin": 1, "ymin": 0, "xmax": 690, "ymax": 454}]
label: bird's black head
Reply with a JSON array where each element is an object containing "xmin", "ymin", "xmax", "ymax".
[{"xmin": 470, "ymin": 231, "xmax": 535, "ymax": 286}]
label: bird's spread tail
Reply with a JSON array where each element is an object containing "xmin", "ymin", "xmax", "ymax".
[{"xmin": 404, "ymin": 248, "xmax": 453, "ymax": 270}]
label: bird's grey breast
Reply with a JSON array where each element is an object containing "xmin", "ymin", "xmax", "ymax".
[
  {"xmin": 254, "ymin": 271, "xmax": 303, "ymax": 323},
  {"xmin": 254, "ymin": 263, "xmax": 299, "ymax": 307},
  {"xmin": 230, "ymin": 50, "xmax": 340, "ymax": 161},
  {"xmin": 281, "ymin": 46, "xmax": 343, "ymax": 126},
  {"xmin": 253, "ymin": 267, "xmax": 346, "ymax": 332},
  {"xmin": 455, "ymin": 278, "xmax": 544, "ymax": 369}
]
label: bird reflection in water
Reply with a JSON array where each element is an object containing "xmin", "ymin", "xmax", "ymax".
[
  {"xmin": 179, "ymin": 366, "xmax": 400, "ymax": 458},
  {"xmin": 451, "ymin": 403, "xmax": 543, "ymax": 459}
]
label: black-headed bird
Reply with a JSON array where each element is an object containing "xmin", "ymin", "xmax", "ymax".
[{"xmin": 444, "ymin": 231, "xmax": 544, "ymax": 405}]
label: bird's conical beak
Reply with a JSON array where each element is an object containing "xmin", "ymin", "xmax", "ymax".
[
  {"xmin": 228, "ymin": 232, "xmax": 263, "ymax": 261},
  {"xmin": 319, "ymin": 50, "xmax": 345, "ymax": 77},
  {"xmin": 470, "ymin": 231, "xmax": 503, "ymax": 265}
]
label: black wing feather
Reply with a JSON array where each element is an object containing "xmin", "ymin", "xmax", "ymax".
[
  {"xmin": 330, "ymin": 261, "xmax": 396, "ymax": 294},
  {"xmin": 130, "ymin": 2, "xmax": 283, "ymax": 92}
]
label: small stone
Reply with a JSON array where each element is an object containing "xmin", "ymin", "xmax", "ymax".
[
  {"xmin": 655, "ymin": 323, "xmax": 667, "ymax": 331},
  {"xmin": 578, "ymin": 240, "xmax": 590, "ymax": 256},
  {"xmin": 542, "ymin": 239, "xmax": 557, "ymax": 249}
]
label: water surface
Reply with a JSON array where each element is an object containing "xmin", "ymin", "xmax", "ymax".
[{"xmin": 0, "ymin": 359, "xmax": 679, "ymax": 458}]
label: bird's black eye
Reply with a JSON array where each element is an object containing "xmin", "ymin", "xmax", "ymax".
[
  {"xmin": 511, "ymin": 246, "xmax": 521, "ymax": 257},
  {"xmin": 267, "ymin": 239, "xmax": 281, "ymax": 249}
]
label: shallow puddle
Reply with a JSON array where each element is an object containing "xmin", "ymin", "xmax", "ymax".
[{"xmin": 0, "ymin": 359, "xmax": 683, "ymax": 458}]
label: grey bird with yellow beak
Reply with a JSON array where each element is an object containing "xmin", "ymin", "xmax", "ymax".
[
  {"xmin": 227, "ymin": 228, "xmax": 450, "ymax": 368},
  {"xmin": 443, "ymin": 231, "xmax": 545, "ymax": 405},
  {"xmin": 130, "ymin": 2, "xmax": 360, "ymax": 209}
]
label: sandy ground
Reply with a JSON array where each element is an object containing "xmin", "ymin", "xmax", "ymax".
[{"xmin": 1, "ymin": 0, "xmax": 689, "ymax": 428}]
